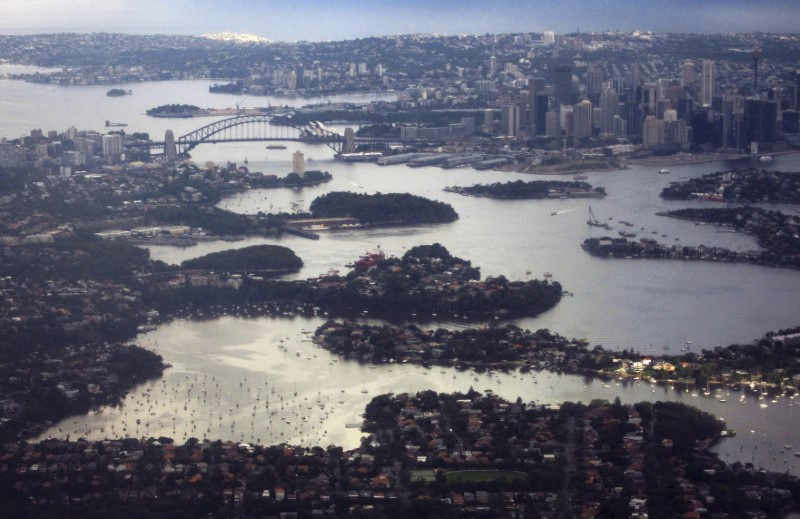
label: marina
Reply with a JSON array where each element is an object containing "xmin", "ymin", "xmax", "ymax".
[{"xmin": 36, "ymin": 315, "xmax": 800, "ymax": 475}]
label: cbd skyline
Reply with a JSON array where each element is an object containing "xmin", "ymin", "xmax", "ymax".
[{"xmin": 1, "ymin": 0, "xmax": 799, "ymax": 41}]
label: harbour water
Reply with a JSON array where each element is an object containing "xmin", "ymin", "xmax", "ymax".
[
  {"xmin": 37, "ymin": 315, "xmax": 800, "ymax": 475},
  {"xmin": 3, "ymin": 71, "xmax": 799, "ymax": 473}
]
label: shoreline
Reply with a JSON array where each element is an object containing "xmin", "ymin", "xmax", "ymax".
[{"xmin": 627, "ymin": 150, "xmax": 800, "ymax": 167}]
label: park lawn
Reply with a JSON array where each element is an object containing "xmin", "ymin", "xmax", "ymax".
[
  {"xmin": 409, "ymin": 469, "xmax": 437, "ymax": 482},
  {"xmin": 445, "ymin": 470, "xmax": 528, "ymax": 483}
]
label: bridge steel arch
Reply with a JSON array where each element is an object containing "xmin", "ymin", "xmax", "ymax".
[{"xmin": 174, "ymin": 115, "xmax": 345, "ymax": 155}]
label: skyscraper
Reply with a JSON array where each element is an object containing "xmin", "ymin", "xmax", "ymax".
[
  {"xmin": 744, "ymin": 98, "xmax": 778, "ymax": 145},
  {"xmin": 641, "ymin": 83, "xmax": 658, "ymax": 116},
  {"xmin": 573, "ymin": 100, "xmax": 593, "ymax": 139},
  {"xmin": 586, "ymin": 65, "xmax": 604, "ymax": 101},
  {"xmin": 642, "ymin": 116, "xmax": 663, "ymax": 147},
  {"xmin": 681, "ymin": 61, "xmax": 696, "ymax": 88},
  {"xmin": 599, "ymin": 86, "xmax": 618, "ymax": 136},
  {"xmin": 500, "ymin": 105, "xmax": 521, "ymax": 137},
  {"xmin": 535, "ymin": 93, "xmax": 549, "ymax": 135},
  {"xmin": 701, "ymin": 60, "xmax": 715, "ymax": 106},
  {"xmin": 292, "ymin": 150, "xmax": 305, "ymax": 176},
  {"xmin": 555, "ymin": 65, "xmax": 573, "ymax": 106},
  {"xmin": 527, "ymin": 77, "xmax": 546, "ymax": 133},
  {"xmin": 483, "ymin": 109, "xmax": 494, "ymax": 133}
]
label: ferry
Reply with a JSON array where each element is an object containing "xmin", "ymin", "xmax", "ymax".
[
  {"xmin": 573, "ymin": 174, "xmax": 588, "ymax": 180},
  {"xmin": 266, "ymin": 144, "xmax": 287, "ymax": 150},
  {"xmin": 658, "ymin": 168, "xmax": 670, "ymax": 174},
  {"xmin": 759, "ymin": 155, "xmax": 773, "ymax": 163}
]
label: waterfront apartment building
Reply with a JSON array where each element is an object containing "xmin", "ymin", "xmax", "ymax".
[{"xmin": 292, "ymin": 150, "xmax": 305, "ymax": 176}]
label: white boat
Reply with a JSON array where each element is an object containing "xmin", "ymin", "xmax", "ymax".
[
  {"xmin": 759, "ymin": 155, "xmax": 773, "ymax": 163},
  {"xmin": 659, "ymin": 168, "xmax": 670, "ymax": 174}
]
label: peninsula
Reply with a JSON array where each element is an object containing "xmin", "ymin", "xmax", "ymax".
[
  {"xmin": 582, "ymin": 206, "xmax": 800, "ymax": 269},
  {"xmin": 314, "ymin": 321, "xmax": 800, "ymax": 392},
  {"xmin": 660, "ymin": 168, "xmax": 800, "ymax": 203}
]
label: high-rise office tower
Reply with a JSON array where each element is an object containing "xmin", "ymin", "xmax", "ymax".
[
  {"xmin": 500, "ymin": 105, "xmax": 521, "ymax": 137},
  {"xmin": 642, "ymin": 116, "xmax": 663, "ymax": 147},
  {"xmin": 722, "ymin": 90, "xmax": 733, "ymax": 149},
  {"xmin": 555, "ymin": 65, "xmax": 573, "ymax": 106},
  {"xmin": 527, "ymin": 77, "xmax": 546, "ymax": 132},
  {"xmin": 560, "ymin": 105, "xmax": 574, "ymax": 136},
  {"xmin": 573, "ymin": 99, "xmax": 593, "ymax": 139},
  {"xmin": 545, "ymin": 109, "xmax": 561, "ymax": 137},
  {"xmin": 681, "ymin": 60, "xmax": 696, "ymax": 87},
  {"xmin": 543, "ymin": 31, "xmax": 555, "ymax": 45},
  {"xmin": 535, "ymin": 93, "xmax": 549, "ymax": 135},
  {"xmin": 613, "ymin": 115, "xmax": 628, "ymax": 137},
  {"xmin": 752, "ymin": 49, "xmax": 761, "ymax": 94},
  {"xmin": 586, "ymin": 65, "xmax": 604, "ymax": 101},
  {"xmin": 701, "ymin": 60, "xmax": 715, "ymax": 106},
  {"xmin": 795, "ymin": 70, "xmax": 800, "ymax": 110},
  {"xmin": 641, "ymin": 83, "xmax": 658, "ymax": 116},
  {"xmin": 744, "ymin": 98, "xmax": 778, "ymax": 144},
  {"xmin": 623, "ymin": 99, "xmax": 642, "ymax": 136},
  {"xmin": 599, "ymin": 86, "xmax": 618, "ymax": 135},
  {"xmin": 483, "ymin": 109, "xmax": 494, "ymax": 133},
  {"xmin": 628, "ymin": 63, "xmax": 641, "ymax": 88}
]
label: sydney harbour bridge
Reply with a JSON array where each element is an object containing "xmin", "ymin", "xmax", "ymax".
[{"xmin": 128, "ymin": 114, "xmax": 442, "ymax": 158}]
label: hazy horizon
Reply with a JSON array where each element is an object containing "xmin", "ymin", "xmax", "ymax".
[{"xmin": 0, "ymin": 0, "xmax": 798, "ymax": 42}]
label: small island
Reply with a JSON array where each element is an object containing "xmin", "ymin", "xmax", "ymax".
[
  {"xmin": 308, "ymin": 192, "xmax": 458, "ymax": 226},
  {"xmin": 660, "ymin": 168, "xmax": 800, "ymax": 203},
  {"xmin": 445, "ymin": 179, "xmax": 606, "ymax": 199},
  {"xmin": 106, "ymin": 88, "xmax": 131, "ymax": 97},
  {"xmin": 209, "ymin": 80, "xmax": 244, "ymax": 94},
  {"xmin": 180, "ymin": 244, "xmax": 303, "ymax": 275},
  {"xmin": 146, "ymin": 104, "xmax": 206, "ymax": 118}
]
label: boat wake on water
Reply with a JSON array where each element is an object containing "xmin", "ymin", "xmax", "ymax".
[{"xmin": 552, "ymin": 207, "xmax": 579, "ymax": 216}]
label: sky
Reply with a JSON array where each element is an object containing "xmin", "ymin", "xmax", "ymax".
[{"xmin": 0, "ymin": 0, "xmax": 798, "ymax": 40}]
